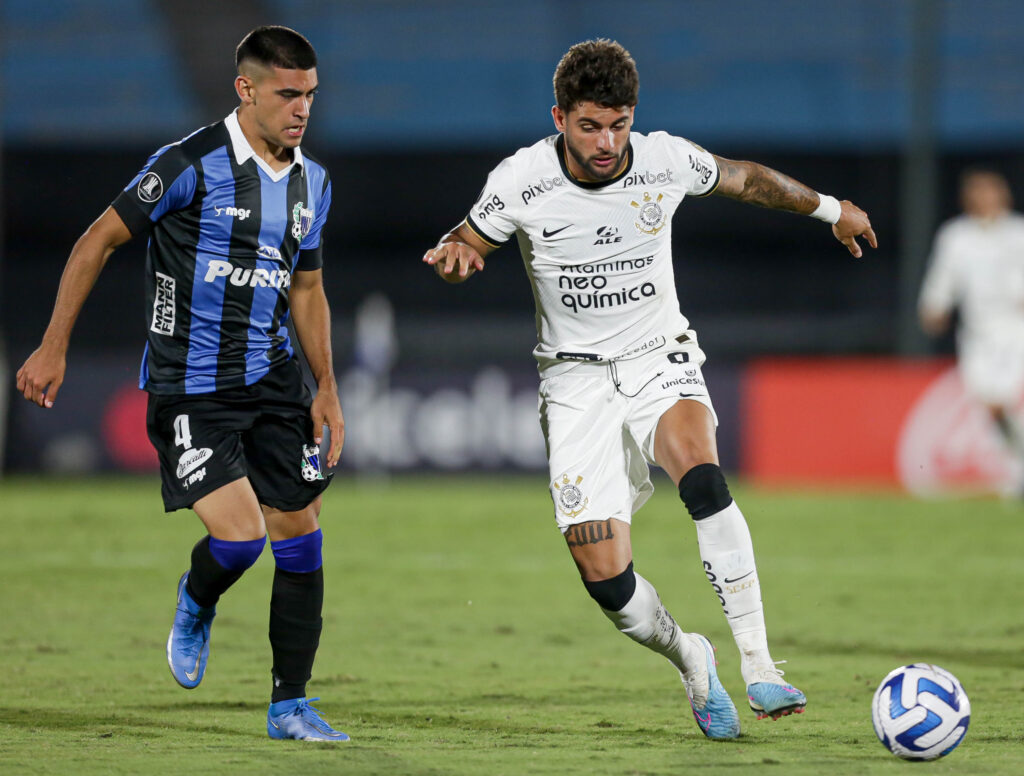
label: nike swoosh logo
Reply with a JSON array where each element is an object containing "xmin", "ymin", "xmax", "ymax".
[
  {"xmin": 184, "ymin": 654, "xmax": 201, "ymax": 682},
  {"xmin": 723, "ymin": 571, "xmax": 754, "ymax": 584},
  {"xmin": 542, "ymin": 225, "xmax": 571, "ymax": 237},
  {"xmin": 693, "ymin": 710, "xmax": 710, "ymax": 726},
  {"xmin": 679, "ymin": 393, "xmax": 703, "ymax": 398},
  {"xmin": 269, "ymin": 718, "xmax": 281, "ymax": 730}
]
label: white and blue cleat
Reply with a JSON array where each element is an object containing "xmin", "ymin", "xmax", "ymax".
[
  {"xmin": 682, "ymin": 633, "xmax": 741, "ymax": 739},
  {"xmin": 747, "ymin": 672, "xmax": 807, "ymax": 720},
  {"xmin": 167, "ymin": 572, "xmax": 215, "ymax": 689},
  {"xmin": 267, "ymin": 697, "xmax": 350, "ymax": 742}
]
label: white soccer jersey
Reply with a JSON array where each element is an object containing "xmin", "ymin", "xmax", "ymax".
[
  {"xmin": 919, "ymin": 213, "xmax": 1024, "ymax": 342},
  {"xmin": 465, "ymin": 132, "xmax": 719, "ymax": 375}
]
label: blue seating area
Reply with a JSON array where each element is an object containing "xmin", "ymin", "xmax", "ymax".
[
  {"xmin": 2, "ymin": 0, "xmax": 198, "ymax": 143},
  {"xmin": 2, "ymin": 0, "xmax": 1022, "ymax": 149}
]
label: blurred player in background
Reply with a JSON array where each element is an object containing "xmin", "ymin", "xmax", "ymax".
[
  {"xmin": 16, "ymin": 26, "xmax": 349, "ymax": 742},
  {"xmin": 919, "ymin": 169, "xmax": 1024, "ymax": 491},
  {"xmin": 424, "ymin": 39, "xmax": 876, "ymax": 739}
]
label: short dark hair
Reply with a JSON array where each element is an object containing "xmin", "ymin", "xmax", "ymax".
[
  {"xmin": 553, "ymin": 39, "xmax": 639, "ymax": 112},
  {"xmin": 236, "ymin": 25, "xmax": 317, "ymax": 71},
  {"xmin": 959, "ymin": 166, "xmax": 1007, "ymax": 189}
]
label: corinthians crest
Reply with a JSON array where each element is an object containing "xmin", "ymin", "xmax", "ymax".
[
  {"xmin": 292, "ymin": 201, "xmax": 314, "ymax": 239},
  {"xmin": 631, "ymin": 192, "xmax": 667, "ymax": 235},
  {"xmin": 552, "ymin": 473, "xmax": 589, "ymax": 518}
]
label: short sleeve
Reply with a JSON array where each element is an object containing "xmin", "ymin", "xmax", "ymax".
[
  {"xmin": 295, "ymin": 178, "xmax": 331, "ymax": 271},
  {"xmin": 111, "ymin": 144, "xmax": 197, "ymax": 235},
  {"xmin": 663, "ymin": 135, "xmax": 720, "ymax": 198},
  {"xmin": 918, "ymin": 223, "xmax": 958, "ymax": 316},
  {"xmin": 464, "ymin": 157, "xmax": 519, "ymax": 247}
]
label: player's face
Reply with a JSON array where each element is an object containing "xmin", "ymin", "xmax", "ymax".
[
  {"xmin": 237, "ymin": 65, "xmax": 318, "ymax": 151},
  {"xmin": 553, "ymin": 102, "xmax": 634, "ymax": 181},
  {"xmin": 961, "ymin": 173, "xmax": 1011, "ymax": 220}
]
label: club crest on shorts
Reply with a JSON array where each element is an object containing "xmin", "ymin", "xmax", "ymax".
[
  {"xmin": 552, "ymin": 473, "xmax": 589, "ymax": 518},
  {"xmin": 631, "ymin": 192, "xmax": 666, "ymax": 235},
  {"xmin": 301, "ymin": 444, "xmax": 325, "ymax": 482},
  {"xmin": 292, "ymin": 201, "xmax": 314, "ymax": 239}
]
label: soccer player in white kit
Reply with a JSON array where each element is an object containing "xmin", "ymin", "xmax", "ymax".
[
  {"xmin": 424, "ymin": 40, "xmax": 876, "ymax": 739},
  {"xmin": 919, "ymin": 169, "xmax": 1024, "ymax": 486}
]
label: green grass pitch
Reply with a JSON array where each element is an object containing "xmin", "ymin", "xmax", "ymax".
[{"xmin": 1, "ymin": 475, "xmax": 1022, "ymax": 775}]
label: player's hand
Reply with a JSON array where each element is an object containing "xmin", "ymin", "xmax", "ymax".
[
  {"xmin": 16, "ymin": 343, "xmax": 67, "ymax": 408},
  {"xmin": 832, "ymin": 201, "xmax": 877, "ymax": 258},
  {"xmin": 423, "ymin": 241, "xmax": 485, "ymax": 283},
  {"xmin": 310, "ymin": 384, "xmax": 345, "ymax": 468}
]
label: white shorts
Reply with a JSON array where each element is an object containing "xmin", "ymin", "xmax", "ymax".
[
  {"xmin": 959, "ymin": 335, "xmax": 1024, "ymax": 406},
  {"xmin": 538, "ymin": 335, "xmax": 717, "ymax": 533}
]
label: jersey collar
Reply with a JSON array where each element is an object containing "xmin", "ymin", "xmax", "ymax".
[
  {"xmin": 225, "ymin": 109, "xmax": 304, "ymax": 182},
  {"xmin": 555, "ymin": 134, "xmax": 633, "ymax": 189}
]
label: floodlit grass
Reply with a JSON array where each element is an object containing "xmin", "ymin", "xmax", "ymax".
[{"xmin": 1, "ymin": 475, "xmax": 1022, "ymax": 774}]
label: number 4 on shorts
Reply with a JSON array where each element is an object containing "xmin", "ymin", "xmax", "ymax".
[{"xmin": 174, "ymin": 414, "xmax": 193, "ymax": 449}]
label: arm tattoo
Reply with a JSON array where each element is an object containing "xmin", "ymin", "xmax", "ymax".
[
  {"xmin": 719, "ymin": 158, "xmax": 819, "ymax": 215},
  {"xmin": 565, "ymin": 521, "xmax": 615, "ymax": 547}
]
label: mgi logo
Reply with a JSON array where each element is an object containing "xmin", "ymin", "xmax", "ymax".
[
  {"xmin": 689, "ymin": 154, "xmax": 714, "ymax": 186},
  {"xmin": 150, "ymin": 272, "xmax": 176, "ymax": 335},
  {"xmin": 213, "ymin": 205, "xmax": 251, "ymax": 221},
  {"xmin": 521, "ymin": 176, "xmax": 565, "ymax": 205},
  {"xmin": 594, "ymin": 226, "xmax": 623, "ymax": 245},
  {"xmin": 622, "ymin": 168, "xmax": 673, "ymax": 188},
  {"xmin": 204, "ymin": 260, "xmax": 291, "ymax": 288}
]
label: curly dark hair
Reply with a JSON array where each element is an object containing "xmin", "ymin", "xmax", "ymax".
[
  {"xmin": 236, "ymin": 25, "xmax": 317, "ymax": 71},
  {"xmin": 553, "ymin": 39, "xmax": 639, "ymax": 111}
]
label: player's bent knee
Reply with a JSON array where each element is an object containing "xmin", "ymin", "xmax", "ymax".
[
  {"xmin": 678, "ymin": 463, "xmax": 733, "ymax": 520},
  {"xmin": 305, "ymin": 495, "xmax": 323, "ymax": 519},
  {"xmin": 271, "ymin": 528, "xmax": 323, "ymax": 573},
  {"xmin": 583, "ymin": 561, "xmax": 637, "ymax": 612},
  {"xmin": 208, "ymin": 535, "xmax": 266, "ymax": 571}
]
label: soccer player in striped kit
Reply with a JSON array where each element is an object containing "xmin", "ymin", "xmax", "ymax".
[
  {"xmin": 425, "ymin": 39, "xmax": 876, "ymax": 739},
  {"xmin": 17, "ymin": 26, "xmax": 348, "ymax": 742}
]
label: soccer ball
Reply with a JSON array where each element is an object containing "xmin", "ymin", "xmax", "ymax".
[{"xmin": 871, "ymin": 663, "xmax": 970, "ymax": 760}]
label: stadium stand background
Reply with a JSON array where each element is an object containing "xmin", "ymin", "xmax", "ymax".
[{"xmin": 3, "ymin": 1, "xmax": 1024, "ymax": 480}]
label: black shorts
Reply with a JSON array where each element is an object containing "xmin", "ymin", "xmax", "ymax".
[{"xmin": 146, "ymin": 359, "xmax": 332, "ymax": 512}]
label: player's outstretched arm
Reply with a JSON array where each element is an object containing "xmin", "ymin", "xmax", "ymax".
[
  {"xmin": 711, "ymin": 155, "xmax": 878, "ymax": 258},
  {"xmin": 422, "ymin": 222, "xmax": 493, "ymax": 283},
  {"xmin": 16, "ymin": 207, "xmax": 132, "ymax": 408},
  {"xmin": 290, "ymin": 268, "xmax": 344, "ymax": 468}
]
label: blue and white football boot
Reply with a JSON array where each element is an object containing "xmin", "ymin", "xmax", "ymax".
[
  {"xmin": 166, "ymin": 572, "xmax": 215, "ymax": 689},
  {"xmin": 746, "ymin": 664, "xmax": 807, "ymax": 720},
  {"xmin": 681, "ymin": 633, "xmax": 741, "ymax": 739},
  {"xmin": 267, "ymin": 697, "xmax": 350, "ymax": 742}
]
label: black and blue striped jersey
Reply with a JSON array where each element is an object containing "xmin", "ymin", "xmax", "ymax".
[{"xmin": 111, "ymin": 110, "xmax": 332, "ymax": 395}]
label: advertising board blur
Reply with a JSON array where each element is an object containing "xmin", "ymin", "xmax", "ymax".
[
  {"xmin": 742, "ymin": 358, "xmax": 1021, "ymax": 495},
  {"xmin": 1, "ymin": 352, "xmax": 741, "ymax": 476}
]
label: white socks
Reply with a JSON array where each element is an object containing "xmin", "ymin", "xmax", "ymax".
[
  {"xmin": 599, "ymin": 571, "xmax": 700, "ymax": 675},
  {"xmin": 694, "ymin": 500, "xmax": 774, "ymax": 684}
]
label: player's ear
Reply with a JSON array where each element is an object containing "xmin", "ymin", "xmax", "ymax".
[
  {"xmin": 235, "ymin": 75, "xmax": 255, "ymax": 104},
  {"xmin": 552, "ymin": 105, "xmax": 566, "ymax": 132}
]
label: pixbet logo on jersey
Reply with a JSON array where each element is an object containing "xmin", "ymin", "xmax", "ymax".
[
  {"xmin": 622, "ymin": 168, "xmax": 673, "ymax": 188},
  {"xmin": 521, "ymin": 176, "xmax": 566, "ymax": 205},
  {"xmin": 203, "ymin": 260, "xmax": 291, "ymax": 288}
]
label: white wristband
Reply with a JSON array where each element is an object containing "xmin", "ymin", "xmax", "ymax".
[{"xmin": 810, "ymin": 193, "xmax": 842, "ymax": 224}]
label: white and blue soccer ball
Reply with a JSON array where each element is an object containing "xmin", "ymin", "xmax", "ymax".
[{"xmin": 871, "ymin": 663, "xmax": 970, "ymax": 760}]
